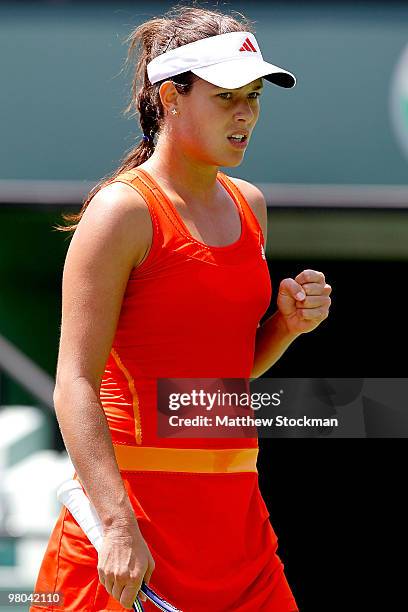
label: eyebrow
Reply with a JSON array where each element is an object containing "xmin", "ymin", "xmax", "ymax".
[{"xmin": 214, "ymin": 83, "xmax": 264, "ymax": 92}]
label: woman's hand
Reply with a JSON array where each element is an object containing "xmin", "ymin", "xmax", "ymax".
[
  {"xmin": 277, "ymin": 269, "xmax": 332, "ymax": 336},
  {"xmin": 97, "ymin": 519, "xmax": 155, "ymax": 609}
]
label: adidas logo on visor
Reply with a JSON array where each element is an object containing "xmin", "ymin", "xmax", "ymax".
[{"xmin": 239, "ymin": 37, "xmax": 257, "ymax": 52}]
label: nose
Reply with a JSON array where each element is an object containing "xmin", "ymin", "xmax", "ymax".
[{"xmin": 234, "ymin": 98, "xmax": 256, "ymax": 123}]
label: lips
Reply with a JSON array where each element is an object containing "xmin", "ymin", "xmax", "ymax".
[
  {"xmin": 227, "ymin": 135, "xmax": 249, "ymax": 149},
  {"xmin": 227, "ymin": 135, "xmax": 248, "ymax": 145},
  {"xmin": 226, "ymin": 129, "xmax": 250, "ymax": 138}
]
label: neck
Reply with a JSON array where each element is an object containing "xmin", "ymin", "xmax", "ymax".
[{"xmin": 141, "ymin": 137, "xmax": 221, "ymax": 204}]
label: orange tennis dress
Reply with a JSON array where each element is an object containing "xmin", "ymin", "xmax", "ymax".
[{"xmin": 31, "ymin": 168, "xmax": 299, "ymax": 611}]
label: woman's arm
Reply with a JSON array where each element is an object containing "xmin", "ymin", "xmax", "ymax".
[
  {"xmin": 53, "ymin": 181, "xmax": 152, "ymax": 530},
  {"xmin": 251, "ymin": 268, "xmax": 331, "ymax": 378},
  {"xmin": 231, "ymin": 180, "xmax": 332, "ymax": 378},
  {"xmin": 250, "ymin": 311, "xmax": 300, "ymax": 378},
  {"xmin": 54, "ymin": 181, "xmax": 156, "ymax": 607}
]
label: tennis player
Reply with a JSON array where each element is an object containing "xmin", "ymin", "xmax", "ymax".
[{"xmin": 31, "ymin": 5, "xmax": 332, "ymax": 611}]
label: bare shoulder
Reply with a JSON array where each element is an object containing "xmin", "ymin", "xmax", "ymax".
[
  {"xmin": 81, "ymin": 181, "xmax": 153, "ymax": 268},
  {"xmin": 87, "ymin": 181, "xmax": 150, "ymax": 219},
  {"xmin": 226, "ymin": 176, "xmax": 267, "ymax": 243},
  {"xmin": 55, "ymin": 181, "xmax": 153, "ymax": 389}
]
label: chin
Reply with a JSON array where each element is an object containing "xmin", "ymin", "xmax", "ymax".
[
  {"xmin": 212, "ymin": 152, "xmax": 245, "ymax": 168},
  {"xmin": 221, "ymin": 157, "xmax": 244, "ymax": 168}
]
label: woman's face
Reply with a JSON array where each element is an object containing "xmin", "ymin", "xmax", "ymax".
[{"xmin": 170, "ymin": 76, "xmax": 263, "ymax": 167}]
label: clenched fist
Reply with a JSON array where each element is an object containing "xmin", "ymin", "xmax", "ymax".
[{"xmin": 277, "ymin": 269, "xmax": 332, "ymax": 336}]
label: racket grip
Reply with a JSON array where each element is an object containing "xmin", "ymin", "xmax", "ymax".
[
  {"xmin": 57, "ymin": 479, "xmax": 105, "ymax": 551},
  {"xmin": 57, "ymin": 479, "xmax": 182, "ymax": 611},
  {"xmin": 57, "ymin": 480, "xmax": 147, "ymax": 611}
]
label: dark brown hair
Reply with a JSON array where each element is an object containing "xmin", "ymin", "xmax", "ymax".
[{"xmin": 54, "ymin": 3, "xmax": 254, "ymax": 235}]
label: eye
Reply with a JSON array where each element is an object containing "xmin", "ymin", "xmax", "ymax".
[{"xmin": 217, "ymin": 92, "xmax": 261, "ymax": 100}]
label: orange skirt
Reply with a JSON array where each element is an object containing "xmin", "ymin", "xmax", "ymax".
[{"xmin": 30, "ymin": 470, "xmax": 299, "ymax": 611}]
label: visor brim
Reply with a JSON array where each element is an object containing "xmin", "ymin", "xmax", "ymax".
[{"xmin": 191, "ymin": 57, "xmax": 296, "ymax": 89}]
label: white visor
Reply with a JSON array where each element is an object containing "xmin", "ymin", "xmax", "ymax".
[{"xmin": 147, "ymin": 31, "xmax": 296, "ymax": 89}]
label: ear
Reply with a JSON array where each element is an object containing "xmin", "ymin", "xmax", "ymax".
[{"xmin": 159, "ymin": 81, "xmax": 179, "ymax": 114}]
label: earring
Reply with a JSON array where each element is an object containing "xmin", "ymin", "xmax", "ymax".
[{"xmin": 171, "ymin": 108, "xmax": 178, "ymax": 115}]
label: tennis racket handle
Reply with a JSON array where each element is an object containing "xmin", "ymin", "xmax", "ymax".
[
  {"xmin": 57, "ymin": 480, "xmax": 143, "ymax": 612},
  {"xmin": 57, "ymin": 479, "xmax": 105, "ymax": 551},
  {"xmin": 56, "ymin": 479, "xmax": 182, "ymax": 612}
]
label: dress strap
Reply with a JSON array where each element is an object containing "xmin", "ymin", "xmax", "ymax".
[
  {"xmin": 110, "ymin": 169, "xmax": 165, "ymax": 274},
  {"xmin": 217, "ymin": 172, "xmax": 265, "ymax": 246}
]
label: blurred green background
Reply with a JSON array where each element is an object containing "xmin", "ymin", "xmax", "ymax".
[
  {"xmin": 1, "ymin": 1, "xmax": 408, "ymax": 183},
  {"xmin": 1, "ymin": 3, "xmax": 407, "ymax": 609},
  {"xmin": 1, "ymin": 0, "xmax": 408, "ymax": 405}
]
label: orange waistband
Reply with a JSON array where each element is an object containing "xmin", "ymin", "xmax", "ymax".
[{"xmin": 113, "ymin": 444, "xmax": 258, "ymax": 473}]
